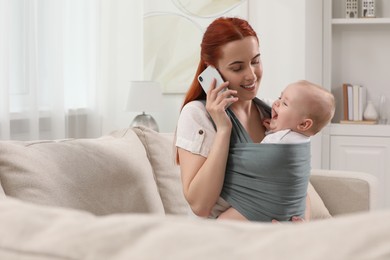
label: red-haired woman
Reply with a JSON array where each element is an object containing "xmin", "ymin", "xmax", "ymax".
[{"xmin": 175, "ymin": 17, "xmax": 309, "ymax": 222}]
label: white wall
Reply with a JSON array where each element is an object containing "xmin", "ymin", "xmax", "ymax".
[
  {"xmin": 304, "ymin": 0, "xmax": 324, "ymax": 169},
  {"xmin": 249, "ymin": 0, "xmax": 306, "ymax": 100},
  {"xmin": 153, "ymin": 94, "xmax": 183, "ymax": 133}
]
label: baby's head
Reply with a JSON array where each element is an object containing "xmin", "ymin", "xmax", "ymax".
[{"xmin": 269, "ymin": 80, "xmax": 335, "ymax": 136}]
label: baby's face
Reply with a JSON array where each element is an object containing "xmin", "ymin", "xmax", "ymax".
[{"xmin": 269, "ymin": 84, "xmax": 306, "ymax": 132}]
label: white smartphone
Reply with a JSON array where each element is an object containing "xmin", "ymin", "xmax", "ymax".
[
  {"xmin": 198, "ymin": 66, "xmax": 233, "ymax": 109},
  {"xmin": 198, "ymin": 66, "xmax": 226, "ymax": 95}
]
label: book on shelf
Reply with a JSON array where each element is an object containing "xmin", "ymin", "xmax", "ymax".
[
  {"xmin": 341, "ymin": 83, "xmax": 367, "ymax": 123},
  {"xmin": 342, "ymin": 83, "xmax": 349, "ymax": 120},
  {"xmin": 353, "ymin": 85, "xmax": 359, "ymax": 121},
  {"xmin": 342, "ymin": 83, "xmax": 354, "ymax": 121},
  {"xmin": 358, "ymin": 85, "xmax": 366, "ymax": 121}
]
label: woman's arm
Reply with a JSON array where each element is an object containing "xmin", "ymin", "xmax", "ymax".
[
  {"xmin": 179, "ymin": 81, "xmax": 237, "ymax": 217},
  {"xmin": 179, "ymin": 126, "xmax": 231, "ymax": 217}
]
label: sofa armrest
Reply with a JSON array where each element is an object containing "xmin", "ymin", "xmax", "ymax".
[{"xmin": 310, "ymin": 169, "xmax": 379, "ymax": 216}]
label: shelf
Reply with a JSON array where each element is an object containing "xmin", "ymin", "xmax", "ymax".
[
  {"xmin": 328, "ymin": 123, "xmax": 390, "ymax": 137},
  {"xmin": 339, "ymin": 120, "xmax": 377, "ymax": 125},
  {"xmin": 322, "ymin": 1, "xmax": 390, "ymax": 206},
  {"xmin": 332, "ymin": 18, "xmax": 390, "ymax": 24}
]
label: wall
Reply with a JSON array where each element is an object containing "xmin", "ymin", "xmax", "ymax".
[
  {"xmin": 305, "ymin": 0, "xmax": 324, "ymax": 169},
  {"xmin": 249, "ymin": 0, "xmax": 306, "ymax": 100}
]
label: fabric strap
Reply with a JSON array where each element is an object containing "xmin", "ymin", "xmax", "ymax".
[{"xmin": 219, "ymin": 98, "xmax": 311, "ymax": 222}]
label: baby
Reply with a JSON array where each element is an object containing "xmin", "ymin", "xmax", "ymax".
[
  {"xmin": 215, "ymin": 80, "xmax": 335, "ymax": 221},
  {"xmin": 262, "ymin": 80, "xmax": 335, "ymax": 143}
]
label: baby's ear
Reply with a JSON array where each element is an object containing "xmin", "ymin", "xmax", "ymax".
[{"xmin": 297, "ymin": 118, "xmax": 313, "ymax": 132}]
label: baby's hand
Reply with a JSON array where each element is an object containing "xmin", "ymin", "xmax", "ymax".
[{"xmin": 263, "ymin": 118, "xmax": 271, "ymax": 131}]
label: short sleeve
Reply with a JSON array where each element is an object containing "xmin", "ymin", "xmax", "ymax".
[{"xmin": 175, "ymin": 101, "xmax": 216, "ymax": 157}]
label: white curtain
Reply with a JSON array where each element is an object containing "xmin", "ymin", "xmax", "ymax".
[{"xmin": 0, "ymin": 0, "xmax": 143, "ymax": 140}]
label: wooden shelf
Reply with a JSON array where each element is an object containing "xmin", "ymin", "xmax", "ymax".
[
  {"xmin": 332, "ymin": 18, "xmax": 390, "ymax": 24},
  {"xmin": 328, "ymin": 123, "xmax": 390, "ymax": 137},
  {"xmin": 339, "ymin": 120, "xmax": 377, "ymax": 125}
]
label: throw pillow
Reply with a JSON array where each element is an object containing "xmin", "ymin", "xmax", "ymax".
[
  {"xmin": 0, "ymin": 132, "xmax": 165, "ymax": 215},
  {"xmin": 307, "ymin": 181, "xmax": 332, "ymax": 220},
  {"xmin": 131, "ymin": 126, "xmax": 191, "ymax": 215}
]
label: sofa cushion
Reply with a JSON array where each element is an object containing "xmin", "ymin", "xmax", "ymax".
[
  {"xmin": 310, "ymin": 170, "xmax": 378, "ymax": 216},
  {"xmin": 0, "ymin": 131, "xmax": 165, "ymax": 215},
  {"xmin": 1, "ymin": 198, "xmax": 389, "ymax": 260},
  {"xmin": 113, "ymin": 126, "xmax": 191, "ymax": 215},
  {"xmin": 307, "ymin": 181, "xmax": 331, "ymax": 220}
]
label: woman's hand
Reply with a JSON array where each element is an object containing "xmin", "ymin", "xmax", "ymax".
[
  {"xmin": 272, "ymin": 195, "xmax": 311, "ymax": 223},
  {"xmin": 291, "ymin": 216, "xmax": 305, "ymax": 222},
  {"xmin": 205, "ymin": 79, "xmax": 237, "ymax": 131},
  {"xmin": 262, "ymin": 118, "xmax": 271, "ymax": 131}
]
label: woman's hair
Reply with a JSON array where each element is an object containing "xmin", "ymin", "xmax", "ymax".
[{"xmin": 180, "ymin": 17, "xmax": 259, "ymax": 110}]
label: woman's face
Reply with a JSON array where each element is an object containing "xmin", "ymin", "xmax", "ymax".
[{"xmin": 216, "ymin": 36, "xmax": 262, "ymax": 102}]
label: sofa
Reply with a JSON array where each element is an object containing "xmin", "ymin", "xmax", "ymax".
[{"xmin": 0, "ymin": 126, "xmax": 388, "ymax": 260}]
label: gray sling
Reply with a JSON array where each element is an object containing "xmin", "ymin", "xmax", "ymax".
[{"xmin": 219, "ymin": 98, "xmax": 311, "ymax": 222}]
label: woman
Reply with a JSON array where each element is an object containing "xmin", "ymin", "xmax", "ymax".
[{"xmin": 175, "ymin": 17, "xmax": 309, "ymax": 222}]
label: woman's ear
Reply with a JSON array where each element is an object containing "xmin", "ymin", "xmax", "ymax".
[{"xmin": 297, "ymin": 118, "xmax": 313, "ymax": 132}]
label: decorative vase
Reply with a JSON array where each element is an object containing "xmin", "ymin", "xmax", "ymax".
[
  {"xmin": 378, "ymin": 95, "xmax": 388, "ymax": 124},
  {"xmin": 363, "ymin": 100, "xmax": 378, "ymax": 121}
]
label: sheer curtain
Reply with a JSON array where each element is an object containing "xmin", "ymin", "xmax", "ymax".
[{"xmin": 0, "ymin": 0, "xmax": 143, "ymax": 140}]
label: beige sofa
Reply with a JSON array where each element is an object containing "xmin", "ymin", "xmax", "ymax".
[{"xmin": 0, "ymin": 126, "xmax": 388, "ymax": 260}]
